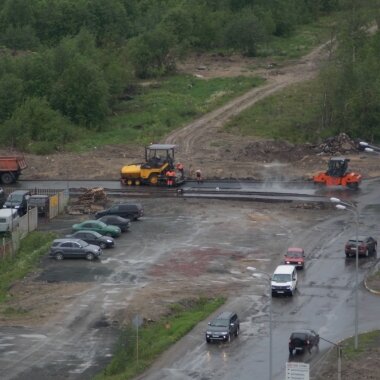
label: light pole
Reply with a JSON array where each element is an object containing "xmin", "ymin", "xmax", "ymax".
[
  {"xmin": 359, "ymin": 141, "xmax": 380, "ymax": 154},
  {"xmin": 247, "ymin": 266, "xmax": 272, "ymax": 380},
  {"xmin": 330, "ymin": 197, "xmax": 359, "ymax": 350},
  {"xmin": 319, "ymin": 336, "xmax": 342, "ymax": 380}
]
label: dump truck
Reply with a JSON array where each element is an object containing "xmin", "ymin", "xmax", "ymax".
[
  {"xmin": 313, "ymin": 157, "xmax": 361, "ymax": 189},
  {"xmin": 0, "ymin": 156, "xmax": 27, "ymax": 184},
  {"xmin": 120, "ymin": 144, "xmax": 182, "ymax": 186}
]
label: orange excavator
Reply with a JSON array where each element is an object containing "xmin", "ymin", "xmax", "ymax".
[{"xmin": 313, "ymin": 157, "xmax": 362, "ymax": 189}]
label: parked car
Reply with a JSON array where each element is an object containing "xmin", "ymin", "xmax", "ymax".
[
  {"xmin": 28, "ymin": 194, "xmax": 49, "ymax": 216},
  {"xmin": 66, "ymin": 230, "xmax": 114, "ymax": 249},
  {"xmin": 49, "ymin": 238, "xmax": 102, "ymax": 261},
  {"xmin": 345, "ymin": 236, "xmax": 377, "ymax": 257},
  {"xmin": 3, "ymin": 190, "xmax": 31, "ymax": 215},
  {"xmin": 72, "ymin": 220, "xmax": 121, "ymax": 238},
  {"xmin": 289, "ymin": 329, "xmax": 319, "ymax": 355},
  {"xmin": 205, "ymin": 311, "xmax": 240, "ymax": 343},
  {"xmin": 97, "ymin": 215, "xmax": 131, "ymax": 232},
  {"xmin": 284, "ymin": 247, "xmax": 305, "ymax": 269},
  {"xmin": 0, "ymin": 208, "xmax": 20, "ymax": 232},
  {"xmin": 95, "ymin": 203, "xmax": 144, "ymax": 221}
]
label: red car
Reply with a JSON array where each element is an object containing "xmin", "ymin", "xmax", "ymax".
[
  {"xmin": 284, "ymin": 247, "xmax": 305, "ymax": 269},
  {"xmin": 345, "ymin": 236, "xmax": 377, "ymax": 258}
]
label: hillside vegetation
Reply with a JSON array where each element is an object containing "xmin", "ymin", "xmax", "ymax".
[{"xmin": 0, "ymin": 0, "xmax": 378, "ymax": 154}]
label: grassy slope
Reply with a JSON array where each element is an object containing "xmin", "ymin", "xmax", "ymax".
[{"xmin": 66, "ymin": 14, "xmax": 338, "ymax": 152}]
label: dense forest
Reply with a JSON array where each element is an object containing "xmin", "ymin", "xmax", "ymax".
[{"xmin": 0, "ymin": 0, "xmax": 377, "ymax": 153}]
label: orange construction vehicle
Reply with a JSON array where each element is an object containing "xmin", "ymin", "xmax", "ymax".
[
  {"xmin": 313, "ymin": 157, "xmax": 361, "ymax": 189},
  {"xmin": 0, "ymin": 156, "xmax": 27, "ymax": 184}
]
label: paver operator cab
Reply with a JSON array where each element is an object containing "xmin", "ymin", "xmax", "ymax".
[{"xmin": 120, "ymin": 144, "xmax": 184, "ymax": 186}]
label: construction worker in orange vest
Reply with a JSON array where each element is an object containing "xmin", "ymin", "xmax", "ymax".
[
  {"xmin": 166, "ymin": 169, "xmax": 176, "ymax": 187},
  {"xmin": 176, "ymin": 162, "xmax": 184, "ymax": 179}
]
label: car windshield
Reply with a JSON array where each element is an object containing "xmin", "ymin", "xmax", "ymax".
[
  {"xmin": 210, "ymin": 319, "xmax": 229, "ymax": 328},
  {"xmin": 77, "ymin": 239, "xmax": 89, "ymax": 247},
  {"xmin": 7, "ymin": 194, "xmax": 23, "ymax": 202},
  {"xmin": 286, "ymin": 252, "xmax": 302, "ymax": 258},
  {"xmin": 272, "ymin": 274, "xmax": 291, "ymax": 282},
  {"xmin": 88, "ymin": 231, "xmax": 102, "ymax": 237}
]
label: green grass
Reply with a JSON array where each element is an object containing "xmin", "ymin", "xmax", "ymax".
[
  {"xmin": 339, "ymin": 330, "xmax": 380, "ymax": 360},
  {"xmin": 66, "ymin": 75, "xmax": 264, "ymax": 152},
  {"xmin": 63, "ymin": 13, "xmax": 340, "ymax": 153},
  {"xmin": 0, "ymin": 232, "xmax": 56, "ymax": 303},
  {"xmin": 259, "ymin": 14, "xmax": 337, "ymax": 61},
  {"xmin": 95, "ymin": 297, "xmax": 225, "ymax": 380},
  {"xmin": 225, "ymin": 78, "xmax": 330, "ymax": 144}
]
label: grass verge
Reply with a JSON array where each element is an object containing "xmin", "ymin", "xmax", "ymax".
[
  {"xmin": 95, "ymin": 297, "xmax": 225, "ymax": 380},
  {"xmin": 0, "ymin": 231, "xmax": 56, "ymax": 303},
  {"xmin": 225, "ymin": 78, "xmax": 330, "ymax": 144},
  {"xmin": 314, "ymin": 330, "xmax": 380, "ymax": 380}
]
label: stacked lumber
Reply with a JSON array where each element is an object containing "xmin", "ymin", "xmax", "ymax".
[{"xmin": 68, "ymin": 187, "xmax": 107, "ymax": 214}]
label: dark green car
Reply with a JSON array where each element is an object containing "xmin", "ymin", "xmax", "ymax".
[{"xmin": 72, "ymin": 220, "xmax": 121, "ymax": 238}]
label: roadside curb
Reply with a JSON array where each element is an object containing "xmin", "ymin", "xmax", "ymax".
[{"xmin": 364, "ymin": 259, "xmax": 380, "ymax": 295}]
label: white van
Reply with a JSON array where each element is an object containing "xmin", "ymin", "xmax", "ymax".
[
  {"xmin": 0, "ymin": 209, "xmax": 20, "ymax": 232},
  {"xmin": 271, "ymin": 265, "xmax": 297, "ymax": 296}
]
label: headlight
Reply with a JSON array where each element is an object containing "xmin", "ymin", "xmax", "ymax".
[
  {"xmin": 15, "ymin": 205, "xmax": 20, "ymax": 209},
  {"xmin": 298, "ymin": 262, "xmax": 302, "ymax": 264},
  {"xmin": 107, "ymin": 239, "xmax": 112, "ymax": 243},
  {"xmin": 206, "ymin": 331, "xmax": 212, "ymax": 335},
  {"xmin": 221, "ymin": 332, "xmax": 228, "ymax": 335},
  {"xmin": 286, "ymin": 261, "xmax": 290, "ymax": 264}
]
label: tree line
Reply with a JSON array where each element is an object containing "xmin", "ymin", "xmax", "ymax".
[{"xmin": 0, "ymin": 0, "xmax": 376, "ymax": 153}]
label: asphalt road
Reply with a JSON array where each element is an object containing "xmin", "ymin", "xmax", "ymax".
[{"xmin": 0, "ymin": 179, "xmax": 379, "ymax": 379}]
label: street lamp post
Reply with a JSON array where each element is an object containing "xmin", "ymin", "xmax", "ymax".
[
  {"xmin": 319, "ymin": 336, "xmax": 342, "ymax": 380},
  {"xmin": 247, "ymin": 266, "xmax": 272, "ymax": 380},
  {"xmin": 330, "ymin": 197, "xmax": 359, "ymax": 350}
]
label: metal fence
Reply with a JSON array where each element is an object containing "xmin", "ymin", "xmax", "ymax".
[{"xmin": 0, "ymin": 189, "xmax": 69, "ymax": 262}]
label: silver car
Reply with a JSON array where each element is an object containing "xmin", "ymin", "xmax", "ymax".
[{"xmin": 49, "ymin": 238, "xmax": 102, "ymax": 261}]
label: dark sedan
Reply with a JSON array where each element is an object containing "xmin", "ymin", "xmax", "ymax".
[
  {"xmin": 345, "ymin": 236, "xmax": 377, "ymax": 257},
  {"xmin": 97, "ymin": 215, "xmax": 131, "ymax": 232},
  {"xmin": 66, "ymin": 231, "xmax": 114, "ymax": 249},
  {"xmin": 49, "ymin": 238, "xmax": 102, "ymax": 261}
]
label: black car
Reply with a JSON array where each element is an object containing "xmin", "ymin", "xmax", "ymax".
[
  {"xmin": 95, "ymin": 203, "xmax": 144, "ymax": 221},
  {"xmin": 28, "ymin": 194, "xmax": 50, "ymax": 216},
  {"xmin": 0, "ymin": 187, "xmax": 5, "ymax": 208},
  {"xmin": 289, "ymin": 329, "xmax": 319, "ymax": 355},
  {"xmin": 49, "ymin": 238, "xmax": 102, "ymax": 261},
  {"xmin": 3, "ymin": 190, "xmax": 31, "ymax": 215},
  {"xmin": 66, "ymin": 231, "xmax": 114, "ymax": 249},
  {"xmin": 97, "ymin": 215, "xmax": 131, "ymax": 232},
  {"xmin": 205, "ymin": 311, "xmax": 240, "ymax": 343}
]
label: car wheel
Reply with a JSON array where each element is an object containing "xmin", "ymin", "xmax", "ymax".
[
  {"xmin": 235, "ymin": 327, "xmax": 240, "ymax": 337},
  {"xmin": 100, "ymin": 242, "xmax": 107, "ymax": 249},
  {"xmin": 206, "ymin": 338, "xmax": 211, "ymax": 343},
  {"xmin": 86, "ymin": 253, "xmax": 95, "ymax": 261},
  {"xmin": 55, "ymin": 252, "xmax": 64, "ymax": 261},
  {"xmin": 227, "ymin": 333, "xmax": 231, "ymax": 343},
  {"xmin": 289, "ymin": 348, "xmax": 294, "ymax": 356}
]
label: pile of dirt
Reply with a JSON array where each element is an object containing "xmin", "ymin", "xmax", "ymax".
[{"xmin": 313, "ymin": 133, "xmax": 360, "ymax": 155}]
